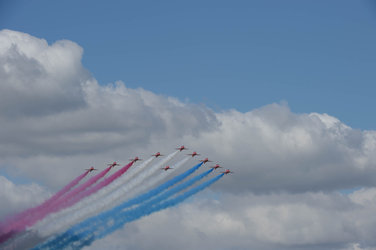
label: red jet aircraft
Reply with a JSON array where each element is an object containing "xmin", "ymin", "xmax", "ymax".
[
  {"xmin": 200, "ymin": 158, "xmax": 212, "ymax": 164},
  {"xmin": 152, "ymin": 152, "xmax": 163, "ymax": 158},
  {"xmin": 221, "ymin": 169, "xmax": 233, "ymax": 174},
  {"xmin": 85, "ymin": 167, "xmax": 97, "ymax": 172},
  {"xmin": 187, "ymin": 151, "xmax": 200, "ymax": 157},
  {"xmin": 107, "ymin": 162, "xmax": 120, "ymax": 168},
  {"xmin": 176, "ymin": 145, "xmax": 188, "ymax": 152},
  {"xmin": 130, "ymin": 157, "xmax": 142, "ymax": 163},
  {"xmin": 210, "ymin": 164, "xmax": 222, "ymax": 170},
  {"xmin": 161, "ymin": 166, "xmax": 173, "ymax": 171}
]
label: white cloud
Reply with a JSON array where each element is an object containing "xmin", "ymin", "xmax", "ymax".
[
  {"xmin": 89, "ymin": 191, "xmax": 376, "ymax": 250},
  {"xmin": 0, "ymin": 29, "xmax": 86, "ymax": 117},
  {"xmin": 0, "ymin": 176, "xmax": 50, "ymax": 220},
  {"xmin": 183, "ymin": 106, "xmax": 376, "ymax": 194},
  {"xmin": 349, "ymin": 188, "xmax": 376, "ymax": 206},
  {"xmin": 1, "ymin": 29, "xmax": 376, "ymax": 249}
]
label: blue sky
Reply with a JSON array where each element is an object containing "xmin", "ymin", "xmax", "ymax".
[{"xmin": 1, "ymin": 0, "xmax": 375, "ymax": 129}]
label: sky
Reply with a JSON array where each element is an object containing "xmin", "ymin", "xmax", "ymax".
[
  {"xmin": 1, "ymin": 0, "xmax": 376, "ymax": 129},
  {"xmin": 1, "ymin": 1, "xmax": 376, "ymax": 250}
]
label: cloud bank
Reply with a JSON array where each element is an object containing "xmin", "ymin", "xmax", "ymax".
[{"xmin": 0, "ymin": 29, "xmax": 375, "ymax": 249}]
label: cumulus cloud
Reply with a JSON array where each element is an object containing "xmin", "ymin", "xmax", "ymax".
[
  {"xmin": 89, "ymin": 190, "xmax": 376, "ymax": 250},
  {"xmin": 183, "ymin": 106, "xmax": 376, "ymax": 194},
  {"xmin": 1, "ymin": 29, "xmax": 376, "ymax": 249},
  {"xmin": 0, "ymin": 29, "xmax": 86, "ymax": 117},
  {"xmin": 0, "ymin": 29, "xmax": 216, "ymax": 188},
  {"xmin": 0, "ymin": 176, "xmax": 50, "ymax": 220}
]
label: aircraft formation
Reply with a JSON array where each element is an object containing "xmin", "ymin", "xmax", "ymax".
[
  {"xmin": 84, "ymin": 146, "xmax": 230, "ymax": 174},
  {"xmin": 0, "ymin": 145, "xmax": 232, "ymax": 250}
]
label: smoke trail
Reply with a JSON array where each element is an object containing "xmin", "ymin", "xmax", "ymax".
[
  {"xmin": 0, "ymin": 170, "xmax": 90, "ymax": 244},
  {"xmin": 138, "ymin": 168, "xmax": 214, "ymax": 211},
  {"xmin": 4, "ymin": 158, "xmax": 154, "ymax": 249},
  {"xmin": 123, "ymin": 156, "xmax": 191, "ymax": 201},
  {"xmin": 48, "ymin": 161, "xmax": 134, "ymax": 214},
  {"xmin": 35, "ymin": 152, "xmax": 177, "ymax": 238},
  {"xmin": 41, "ymin": 170, "xmax": 90, "ymax": 207},
  {"xmin": 24, "ymin": 167, "xmax": 112, "ymax": 225},
  {"xmin": 99, "ymin": 161, "xmax": 203, "ymax": 216},
  {"xmin": 79, "ymin": 169, "xmax": 214, "ymax": 241},
  {"xmin": 100, "ymin": 152, "xmax": 184, "ymax": 211},
  {"xmin": 38, "ymin": 161, "xmax": 204, "ymax": 249},
  {"xmin": 8, "ymin": 153, "xmax": 177, "ymax": 249},
  {"xmin": 2, "ymin": 166, "xmax": 112, "ymax": 242},
  {"xmin": 88, "ymin": 156, "xmax": 191, "ymax": 218},
  {"xmin": 0, "ymin": 228, "xmax": 48, "ymax": 250},
  {"xmin": 52, "ymin": 157, "xmax": 154, "ymax": 217},
  {"xmin": 51, "ymin": 166, "xmax": 113, "ymax": 207},
  {"xmin": 33, "ymin": 157, "xmax": 154, "ymax": 236},
  {"xmin": 61, "ymin": 173, "xmax": 224, "ymax": 249},
  {"xmin": 0, "ymin": 170, "xmax": 89, "ymax": 230}
]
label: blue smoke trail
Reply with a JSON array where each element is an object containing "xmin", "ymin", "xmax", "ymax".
[
  {"xmin": 73, "ymin": 173, "xmax": 224, "ymax": 249},
  {"xmin": 34, "ymin": 162, "xmax": 204, "ymax": 250},
  {"xmin": 62, "ymin": 168, "xmax": 214, "ymax": 249},
  {"xmin": 78, "ymin": 168, "xmax": 214, "ymax": 240}
]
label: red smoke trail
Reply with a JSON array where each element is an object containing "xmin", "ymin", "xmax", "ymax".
[
  {"xmin": 0, "ymin": 167, "xmax": 111, "ymax": 243},
  {"xmin": 21, "ymin": 166, "xmax": 113, "ymax": 228},
  {"xmin": 43, "ymin": 170, "xmax": 91, "ymax": 206},
  {"xmin": 27, "ymin": 161, "xmax": 133, "ymax": 230},
  {"xmin": 52, "ymin": 166, "xmax": 113, "ymax": 207},
  {"xmin": 8, "ymin": 162, "xmax": 135, "ymax": 242},
  {"xmin": 55, "ymin": 161, "xmax": 135, "ymax": 212},
  {"xmin": 0, "ymin": 170, "xmax": 90, "ymax": 244}
]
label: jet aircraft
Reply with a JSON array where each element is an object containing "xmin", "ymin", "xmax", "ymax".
[
  {"xmin": 210, "ymin": 164, "xmax": 222, "ymax": 170},
  {"xmin": 85, "ymin": 167, "xmax": 97, "ymax": 172},
  {"xmin": 161, "ymin": 166, "xmax": 173, "ymax": 171},
  {"xmin": 200, "ymin": 158, "xmax": 212, "ymax": 164},
  {"xmin": 152, "ymin": 152, "xmax": 163, "ymax": 158},
  {"xmin": 130, "ymin": 157, "xmax": 142, "ymax": 163},
  {"xmin": 176, "ymin": 145, "xmax": 188, "ymax": 151},
  {"xmin": 221, "ymin": 169, "xmax": 233, "ymax": 174},
  {"xmin": 187, "ymin": 152, "xmax": 200, "ymax": 157},
  {"xmin": 107, "ymin": 162, "xmax": 120, "ymax": 168}
]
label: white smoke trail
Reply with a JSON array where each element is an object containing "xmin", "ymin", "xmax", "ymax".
[
  {"xmin": 46, "ymin": 157, "xmax": 153, "ymax": 221},
  {"xmin": 35, "ymin": 151, "xmax": 179, "ymax": 237},
  {"xmin": 0, "ymin": 229, "xmax": 45, "ymax": 250},
  {"xmin": 30, "ymin": 157, "xmax": 153, "ymax": 235},
  {"xmin": 40, "ymin": 167, "xmax": 215, "ymax": 250},
  {"xmin": 89, "ymin": 156, "xmax": 191, "ymax": 217},
  {"xmin": 118, "ymin": 156, "xmax": 191, "ymax": 206},
  {"xmin": 40, "ymin": 156, "xmax": 194, "ymax": 249}
]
